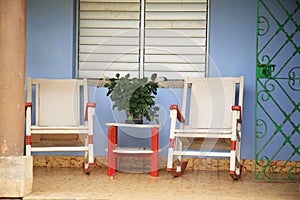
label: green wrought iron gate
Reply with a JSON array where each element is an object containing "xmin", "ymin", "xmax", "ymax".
[{"xmin": 255, "ymin": 0, "xmax": 299, "ymax": 180}]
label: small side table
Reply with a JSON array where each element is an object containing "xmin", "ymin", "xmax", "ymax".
[{"xmin": 105, "ymin": 123, "xmax": 163, "ymax": 177}]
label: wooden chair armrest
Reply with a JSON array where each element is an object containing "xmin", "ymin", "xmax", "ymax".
[
  {"xmin": 85, "ymin": 102, "xmax": 96, "ymax": 121},
  {"xmin": 170, "ymin": 104, "xmax": 185, "ymax": 123},
  {"xmin": 25, "ymin": 102, "xmax": 32, "ymax": 116},
  {"xmin": 232, "ymin": 106, "xmax": 242, "ymax": 123},
  {"xmin": 25, "ymin": 102, "xmax": 32, "ymax": 108}
]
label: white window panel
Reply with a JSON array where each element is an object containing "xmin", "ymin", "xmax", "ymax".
[
  {"xmin": 78, "ymin": 0, "xmax": 140, "ymax": 78},
  {"xmin": 78, "ymin": 0, "xmax": 208, "ymax": 79},
  {"xmin": 144, "ymin": 0, "xmax": 207, "ymax": 79}
]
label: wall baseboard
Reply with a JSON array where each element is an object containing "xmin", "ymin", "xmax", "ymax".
[{"xmin": 32, "ymin": 155, "xmax": 298, "ymax": 175}]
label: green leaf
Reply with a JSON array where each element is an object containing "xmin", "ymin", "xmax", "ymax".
[
  {"xmin": 145, "ymin": 97, "xmax": 153, "ymax": 103},
  {"xmin": 132, "ymin": 94, "xmax": 139, "ymax": 99},
  {"xmin": 131, "ymin": 102, "xmax": 137, "ymax": 108},
  {"xmin": 106, "ymin": 90, "xmax": 112, "ymax": 96},
  {"xmin": 142, "ymin": 87, "xmax": 149, "ymax": 93},
  {"xmin": 151, "ymin": 73, "xmax": 157, "ymax": 81},
  {"xmin": 134, "ymin": 107, "xmax": 140, "ymax": 113}
]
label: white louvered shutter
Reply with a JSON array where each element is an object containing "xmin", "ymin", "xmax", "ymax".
[
  {"xmin": 144, "ymin": 0, "xmax": 207, "ymax": 79},
  {"xmin": 78, "ymin": 0, "xmax": 208, "ymax": 79},
  {"xmin": 79, "ymin": 0, "xmax": 141, "ymax": 78}
]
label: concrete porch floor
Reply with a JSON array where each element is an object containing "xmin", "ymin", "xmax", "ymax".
[{"xmin": 23, "ymin": 167, "xmax": 299, "ymax": 200}]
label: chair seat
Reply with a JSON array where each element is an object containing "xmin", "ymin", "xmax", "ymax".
[
  {"xmin": 174, "ymin": 128, "xmax": 232, "ymax": 138},
  {"xmin": 31, "ymin": 146, "xmax": 89, "ymax": 152},
  {"xmin": 173, "ymin": 150, "xmax": 231, "ymax": 157},
  {"xmin": 31, "ymin": 126, "xmax": 89, "ymax": 134}
]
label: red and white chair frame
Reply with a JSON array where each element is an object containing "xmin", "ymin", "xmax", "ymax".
[
  {"xmin": 166, "ymin": 77, "xmax": 244, "ymax": 180},
  {"xmin": 25, "ymin": 78, "xmax": 96, "ymax": 174}
]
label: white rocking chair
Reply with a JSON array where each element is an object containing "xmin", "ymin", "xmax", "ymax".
[
  {"xmin": 166, "ymin": 77, "xmax": 244, "ymax": 180},
  {"xmin": 25, "ymin": 78, "xmax": 96, "ymax": 174}
]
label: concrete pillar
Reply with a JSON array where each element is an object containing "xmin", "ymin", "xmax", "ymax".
[
  {"xmin": 0, "ymin": 0, "xmax": 26, "ymax": 156},
  {"xmin": 0, "ymin": 0, "xmax": 32, "ymax": 198}
]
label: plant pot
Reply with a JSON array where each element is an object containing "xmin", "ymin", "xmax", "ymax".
[{"xmin": 125, "ymin": 118, "xmax": 143, "ymax": 124}]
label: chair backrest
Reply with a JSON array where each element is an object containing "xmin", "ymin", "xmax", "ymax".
[
  {"xmin": 27, "ymin": 78, "xmax": 88, "ymax": 126},
  {"xmin": 181, "ymin": 77, "xmax": 244, "ymax": 129}
]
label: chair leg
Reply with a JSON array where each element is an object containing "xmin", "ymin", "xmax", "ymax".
[
  {"xmin": 166, "ymin": 138, "xmax": 175, "ymax": 171},
  {"xmin": 88, "ymin": 135, "xmax": 94, "ymax": 164},
  {"xmin": 235, "ymin": 137, "xmax": 242, "ymax": 178},
  {"xmin": 176, "ymin": 139, "xmax": 183, "ymax": 172},
  {"xmin": 230, "ymin": 139, "xmax": 241, "ymax": 180},
  {"xmin": 82, "ymin": 162, "xmax": 92, "ymax": 175},
  {"xmin": 166, "ymin": 148, "xmax": 174, "ymax": 171},
  {"xmin": 83, "ymin": 150, "xmax": 90, "ymax": 175},
  {"xmin": 83, "ymin": 135, "xmax": 94, "ymax": 175},
  {"xmin": 170, "ymin": 161, "xmax": 188, "ymax": 177},
  {"xmin": 25, "ymin": 135, "xmax": 31, "ymax": 156}
]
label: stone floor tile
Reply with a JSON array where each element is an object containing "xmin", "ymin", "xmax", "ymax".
[{"xmin": 23, "ymin": 167, "xmax": 300, "ymax": 200}]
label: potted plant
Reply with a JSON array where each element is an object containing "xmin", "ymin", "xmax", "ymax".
[{"xmin": 104, "ymin": 73, "xmax": 160, "ymax": 124}]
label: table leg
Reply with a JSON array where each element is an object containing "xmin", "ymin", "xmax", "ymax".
[
  {"xmin": 151, "ymin": 127, "xmax": 158, "ymax": 177},
  {"xmin": 108, "ymin": 126, "xmax": 117, "ymax": 176}
]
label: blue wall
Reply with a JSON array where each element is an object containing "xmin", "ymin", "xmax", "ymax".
[
  {"xmin": 26, "ymin": 0, "xmax": 257, "ymax": 159},
  {"xmin": 26, "ymin": 0, "xmax": 75, "ymax": 78},
  {"xmin": 208, "ymin": 0, "xmax": 257, "ymax": 159}
]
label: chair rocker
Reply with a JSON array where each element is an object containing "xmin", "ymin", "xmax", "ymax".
[
  {"xmin": 166, "ymin": 77, "xmax": 244, "ymax": 180},
  {"xmin": 25, "ymin": 78, "xmax": 96, "ymax": 174}
]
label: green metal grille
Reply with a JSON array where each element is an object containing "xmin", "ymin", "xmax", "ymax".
[{"xmin": 255, "ymin": 0, "xmax": 299, "ymax": 180}]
